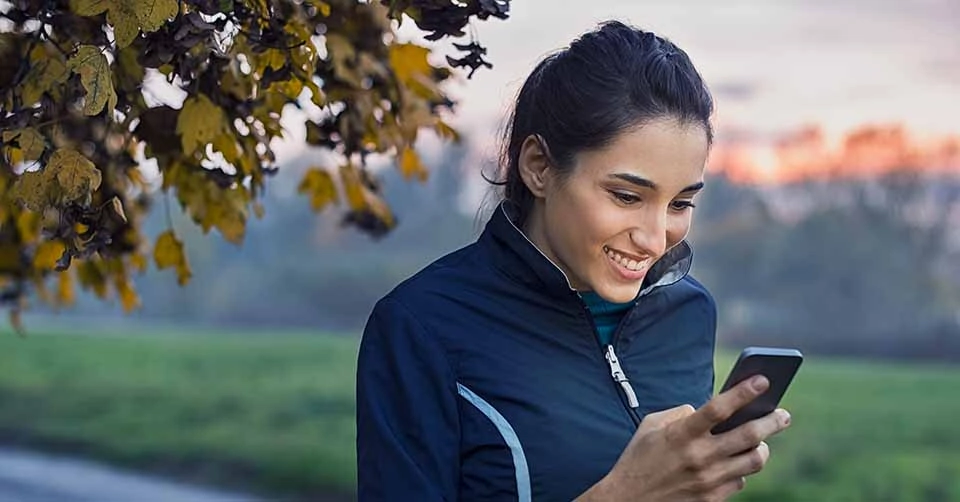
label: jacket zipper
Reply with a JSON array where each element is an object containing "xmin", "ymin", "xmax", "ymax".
[
  {"xmin": 609, "ymin": 306, "xmax": 643, "ymax": 426},
  {"xmin": 577, "ymin": 294, "xmax": 643, "ymax": 427},
  {"xmin": 605, "ymin": 345, "xmax": 640, "ymax": 408}
]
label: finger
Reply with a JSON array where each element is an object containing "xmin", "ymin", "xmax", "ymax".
[
  {"xmin": 716, "ymin": 409, "xmax": 790, "ymax": 458},
  {"xmin": 724, "ymin": 441, "xmax": 770, "ymax": 480},
  {"xmin": 709, "ymin": 476, "xmax": 746, "ymax": 502},
  {"xmin": 681, "ymin": 375, "xmax": 769, "ymax": 437}
]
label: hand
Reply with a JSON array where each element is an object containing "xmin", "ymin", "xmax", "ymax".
[{"xmin": 576, "ymin": 375, "xmax": 792, "ymax": 502}]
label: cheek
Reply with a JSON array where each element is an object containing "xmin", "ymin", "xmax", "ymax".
[{"xmin": 666, "ymin": 213, "xmax": 693, "ymax": 247}]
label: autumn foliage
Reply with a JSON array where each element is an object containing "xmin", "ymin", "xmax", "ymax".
[{"xmin": 0, "ymin": 0, "xmax": 510, "ymax": 325}]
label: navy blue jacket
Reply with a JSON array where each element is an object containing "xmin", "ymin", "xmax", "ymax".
[{"xmin": 356, "ymin": 202, "xmax": 717, "ymax": 501}]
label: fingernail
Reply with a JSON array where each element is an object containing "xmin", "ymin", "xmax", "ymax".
[
  {"xmin": 750, "ymin": 375, "xmax": 769, "ymax": 392},
  {"xmin": 778, "ymin": 409, "xmax": 791, "ymax": 427}
]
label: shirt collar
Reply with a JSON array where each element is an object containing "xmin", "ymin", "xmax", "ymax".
[{"xmin": 481, "ymin": 200, "xmax": 693, "ymax": 301}]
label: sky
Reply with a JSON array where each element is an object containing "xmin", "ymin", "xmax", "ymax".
[
  {"xmin": 430, "ymin": 0, "xmax": 960, "ymax": 139},
  {"xmin": 372, "ymin": 0, "xmax": 960, "ymax": 186}
]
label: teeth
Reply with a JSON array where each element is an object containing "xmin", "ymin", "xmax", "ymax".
[{"xmin": 605, "ymin": 247, "xmax": 647, "ymax": 272}]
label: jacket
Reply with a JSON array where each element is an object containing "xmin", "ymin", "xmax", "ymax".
[{"xmin": 356, "ymin": 201, "xmax": 717, "ymax": 501}]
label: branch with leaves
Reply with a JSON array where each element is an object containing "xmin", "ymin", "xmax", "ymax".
[{"xmin": 0, "ymin": 0, "xmax": 511, "ymax": 329}]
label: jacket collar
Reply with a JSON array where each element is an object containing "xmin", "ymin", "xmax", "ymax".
[{"xmin": 481, "ymin": 200, "xmax": 693, "ymax": 302}]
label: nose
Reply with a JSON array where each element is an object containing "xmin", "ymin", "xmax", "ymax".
[{"xmin": 629, "ymin": 210, "xmax": 668, "ymax": 258}]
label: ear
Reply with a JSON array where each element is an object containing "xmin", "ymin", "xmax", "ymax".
[{"xmin": 517, "ymin": 135, "xmax": 553, "ymax": 198}]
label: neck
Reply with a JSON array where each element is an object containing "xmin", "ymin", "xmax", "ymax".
[{"xmin": 521, "ymin": 204, "xmax": 583, "ymax": 291}]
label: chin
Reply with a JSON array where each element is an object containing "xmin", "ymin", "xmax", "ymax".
[{"xmin": 594, "ymin": 285, "xmax": 642, "ymax": 304}]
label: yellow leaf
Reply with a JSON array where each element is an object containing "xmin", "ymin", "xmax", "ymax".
[
  {"xmin": 72, "ymin": 0, "xmax": 167, "ymax": 49},
  {"xmin": 398, "ymin": 146, "xmax": 428, "ymax": 181},
  {"xmin": 116, "ymin": 45, "xmax": 146, "ymax": 87},
  {"xmin": 297, "ymin": 168, "xmax": 339, "ymax": 211},
  {"xmin": 339, "ymin": 163, "xmax": 395, "ymax": 230},
  {"xmin": 215, "ymin": 210, "xmax": 246, "ymax": 244},
  {"xmin": 21, "ymin": 45, "xmax": 69, "ymax": 105},
  {"xmin": 12, "ymin": 171, "xmax": 51, "ymax": 211},
  {"xmin": 290, "ymin": 42, "xmax": 316, "ymax": 72},
  {"xmin": 16, "ymin": 211, "xmax": 41, "ymax": 243},
  {"xmin": 57, "ymin": 269, "xmax": 75, "ymax": 305},
  {"xmin": 212, "ymin": 132, "xmax": 240, "ymax": 164},
  {"xmin": 153, "ymin": 230, "xmax": 191, "ymax": 285},
  {"xmin": 68, "ymin": 45, "xmax": 117, "ymax": 116},
  {"xmin": 2, "ymin": 130, "xmax": 22, "ymax": 165},
  {"xmin": 325, "ymin": 33, "xmax": 362, "ymax": 87},
  {"xmin": 0, "ymin": 245, "xmax": 21, "ymax": 274},
  {"xmin": 303, "ymin": 77, "xmax": 326, "ymax": 107},
  {"xmin": 308, "ymin": 0, "xmax": 331, "ymax": 16},
  {"xmin": 130, "ymin": 252, "xmax": 147, "ymax": 273},
  {"xmin": 35, "ymin": 45, "xmax": 69, "ymax": 88},
  {"xmin": 17, "ymin": 128, "xmax": 45, "ymax": 161},
  {"xmin": 47, "ymin": 148, "xmax": 102, "ymax": 203},
  {"xmin": 257, "ymin": 49, "xmax": 287, "ymax": 75},
  {"xmin": 76, "ymin": 260, "xmax": 108, "ymax": 298},
  {"xmin": 434, "ymin": 120, "xmax": 461, "ymax": 143},
  {"xmin": 127, "ymin": 166, "xmax": 146, "ymax": 188},
  {"xmin": 253, "ymin": 202, "xmax": 265, "ymax": 219},
  {"xmin": 339, "ymin": 164, "xmax": 366, "ymax": 211},
  {"xmin": 398, "ymin": 94, "xmax": 436, "ymax": 142},
  {"xmin": 271, "ymin": 77, "xmax": 304, "ymax": 101},
  {"xmin": 34, "ymin": 240, "xmax": 66, "ymax": 270},
  {"xmin": 389, "ymin": 43, "xmax": 432, "ymax": 85},
  {"xmin": 70, "ymin": 0, "xmax": 109, "ymax": 16},
  {"xmin": 177, "ymin": 94, "xmax": 227, "ymax": 156},
  {"xmin": 106, "ymin": 0, "xmax": 141, "ymax": 48},
  {"xmin": 134, "ymin": 0, "xmax": 177, "ymax": 33},
  {"xmin": 115, "ymin": 276, "xmax": 140, "ymax": 312},
  {"xmin": 8, "ymin": 146, "xmax": 24, "ymax": 165}
]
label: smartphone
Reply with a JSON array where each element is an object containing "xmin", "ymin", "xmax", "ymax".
[{"xmin": 710, "ymin": 347, "xmax": 803, "ymax": 435}]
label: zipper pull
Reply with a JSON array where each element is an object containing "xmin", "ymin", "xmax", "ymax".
[{"xmin": 605, "ymin": 345, "xmax": 640, "ymax": 408}]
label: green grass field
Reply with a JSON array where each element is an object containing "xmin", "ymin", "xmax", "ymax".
[{"xmin": 0, "ymin": 329, "xmax": 958, "ymax": 501}]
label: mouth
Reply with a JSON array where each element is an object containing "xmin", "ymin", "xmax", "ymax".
[{"xmin": 603, "ymin": 245, "xmax": 653, "ymax": 278}]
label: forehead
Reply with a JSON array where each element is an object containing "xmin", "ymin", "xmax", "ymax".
[{"xmin": 573, "ymin": 119, "xmax": 710, "ymax": 190}]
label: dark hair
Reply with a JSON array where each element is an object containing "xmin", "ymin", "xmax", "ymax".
[{"xmin": 490, "ymin": 21, "xmax": 714, "ymax": 224}]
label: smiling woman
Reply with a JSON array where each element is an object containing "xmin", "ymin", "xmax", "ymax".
[
  {"xmin": 518, "ymin": 120, "xmax": 709, "ymax": 303},
  {"xmin": 355, "ymin": 20, "xmax": 793, "ymax": 502}
]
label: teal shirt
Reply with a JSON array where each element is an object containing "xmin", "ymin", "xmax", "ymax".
[{"xmin": 580, "ymin": 291, "xmax": 634, "ymax": 346}]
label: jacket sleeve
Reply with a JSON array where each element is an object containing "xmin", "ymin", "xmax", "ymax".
[{"xmin": 356, "ymin": 296, "xmax": 460, "ymax": 501}]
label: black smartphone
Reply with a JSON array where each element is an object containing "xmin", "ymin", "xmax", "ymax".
[{"xmin": 710, "ymin": 347, "xmax": 803, "ymax": 435}]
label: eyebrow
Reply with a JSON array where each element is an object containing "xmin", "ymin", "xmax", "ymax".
[{"xmin": 610, "ymin": 173, "xmax": 705, "ymax": 194}]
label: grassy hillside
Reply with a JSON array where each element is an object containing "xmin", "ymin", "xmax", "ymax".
[
  {"xmin": 0, "ymin": 329, "xmax": 358, "ymax": 500},
  {"xmin": 0, "ymin": 329, "xmax": 957, "ymax": 501}
]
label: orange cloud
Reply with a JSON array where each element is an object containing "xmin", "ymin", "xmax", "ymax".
[{"xmin": 709, "ymin": 124, "xmax": 960, "ymax": 184}]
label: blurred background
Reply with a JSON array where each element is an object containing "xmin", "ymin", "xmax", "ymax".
[{"xmin": 2, "ymin": 0, "xmax": 959, "ymax": 500}]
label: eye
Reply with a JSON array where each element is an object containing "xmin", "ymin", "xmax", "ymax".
[
  {"xmin": 610, "ymin": 191, "xmax": 641, "ymax": 205},
  {"xmin": 671, "ymin": 200, "xmax": 697, "ymax": 211}
]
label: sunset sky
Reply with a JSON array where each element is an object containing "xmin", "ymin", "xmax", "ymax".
[{"xmin": 432, "ymin": 0, "xmax": 960, "ymax": 136}]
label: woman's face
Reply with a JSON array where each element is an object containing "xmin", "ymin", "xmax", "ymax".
[{"xmin": 522, "ymin": 117, "xmax": 710, "ymax": 303}]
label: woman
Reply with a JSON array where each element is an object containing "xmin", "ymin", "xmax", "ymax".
[{"xmin": 356, "ymin": 20, "xmax": 792, "ymax": 501}]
